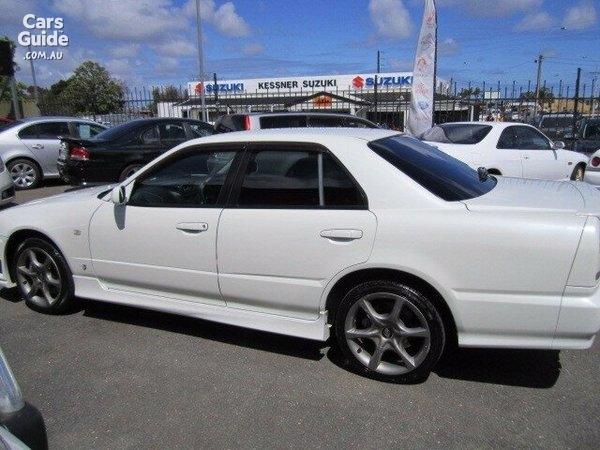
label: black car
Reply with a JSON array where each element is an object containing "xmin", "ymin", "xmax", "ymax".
[
  {"xmin": 573, "ymin": 117, "xmax": 600, "ymax": 156},
  {"xmin": 57, "ymin": 118, "xmax": 214, "ymax": 185}
]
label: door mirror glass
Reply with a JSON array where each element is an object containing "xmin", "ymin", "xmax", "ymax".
[
  {"xmin": 552, "ymin": 140, "xmax": 565, "ymax": 149},
  {"xmin": 111, "ymin": 185, "xmax": 127, "ymax": 205}
]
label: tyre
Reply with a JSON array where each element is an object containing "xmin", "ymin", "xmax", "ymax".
[
  {"xmin": 13, "ymin": 237, "xmax": 75, "ymax": 314},
  {"xmin": 334, "ymin": 280, "xmax": 445, "ymax": 383},
  {"xmin": 119, "ymin": 164, "xmax": 142, "ymax": 182},
  {"xmin": 571, "ymin": 165, "xmax": 585, "ymax": 181},
  {"xmin": 7, "ymin": 158, "xmax": 41, "ymax": 190}
]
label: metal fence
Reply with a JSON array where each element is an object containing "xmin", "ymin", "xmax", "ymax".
[{"xmin": 35, "ymin": 80, "xmax": 600, "ymax": 143}]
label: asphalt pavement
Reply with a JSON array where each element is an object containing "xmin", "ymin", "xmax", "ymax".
[{"xmin": 1, "ymin": 182, "xmax": 599, "ymax": 449}]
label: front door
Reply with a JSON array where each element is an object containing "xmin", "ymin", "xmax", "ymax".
[
  {"xmin": 514, "ymin": 126, "xmax": 566, "ymax": 179},
  {"xmin": 217, "ymin": 144, "xmax": 377, "ymax": 320},
  {"xmin": 89, "ymin": 146, "xmax": 240, "ymax": 305}
]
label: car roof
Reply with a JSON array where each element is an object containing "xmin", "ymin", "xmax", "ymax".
[
  {"xmin": 19, "ymin": 116, "xmax": 100, "ymax": 123},
  {"xmin": 436, "ymin": 121, "xmax": 531, "ymax": 129},
  {"xmin": 223, "ymin": 112, "xmax": 369, "ymax": 118},
  {"xmin": 196, "ymin": 127, "xmax": 399, "ymax": 144}
]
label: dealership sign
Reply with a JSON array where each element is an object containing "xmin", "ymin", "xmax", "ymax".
[{"xmin": 188, "ymin": 72, "xmax": 413, "ymax": 96}]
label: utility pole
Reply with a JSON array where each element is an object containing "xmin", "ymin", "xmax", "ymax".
[
  {"xmin": 195, "ymin": 0, "xmax": 207, "ymax": 122},
  {"xmin": 573, "ymin": 67, "xmax": 581, "ymax": 139},
  {"xmin": 591, "ymin": 71, "xmax": 599, "ymax": 117},
  {"xmin": 373, "ymin": 50, "xmax": 380, "ymax": 120},
  {"xmin": 533, "ymin": 53, "xmax": 544, "ymax": 117},
  {"xmin": 27, "ymin": 44, "xmax": 39, "ymax": 106}
]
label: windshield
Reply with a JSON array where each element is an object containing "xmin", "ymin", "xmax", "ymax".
[
  {"xmin": 420, "ymin": 123, "xmax": 492, "ymax": 144},
  {"xmin": 91, "ymin": 121, "xmax": 143, "ymax": 141},
  {"xmin": 368, "ymin": 135, "xmax": 496, "ymax": 201}
]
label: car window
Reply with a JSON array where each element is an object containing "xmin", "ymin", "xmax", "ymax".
[
  {"xmin": 260, "ymin": 115, "xmax": 308, "ymax": 129},
  {"xmin": 75, "ymin": 122, "xmax": 105, "ymax": 139},
  {"xmin": 159, "ymin": 122, "xmax": 187, "ymax": 142},
  {"xmin": 513, "ymin": 126, "xmax": 551, "ymax": 150},
  {"xmin": 584, "ymin": 123, "xmax": 600, "ymax": 139},
  {"xmin": 368, "ymin": 135, "xmax": 496, "ymax": 201},
  {"xmin": 188, "ymin": 122, "xmax": 213, "ymax": 137},
  {"xmin": 128, "ymin": 150, "xmax": 237, "ymax": 207},
  {"xmin": 497, "ymin": 127, "xmax": 516, "ymax": 149},
  {"xmin": 308, "ymin": 115, "xmax": 345, "ymax": 127},
  {"xmin": 421, "ymin": 124, "xmax": 492, "ymax": 144},
  {"xmin": 215, "ymin": 115, "xmax": 246, "ymax": 132},
  {"xmin": 236, "ymin": 148, "xmax": 366, "ymax": 208},
  {"xmin": 141, "ymin": 126, "xmax": 160, "ymax": 145},
  {"xmin": 17, "ymin": 124, "xmax": 38, "ymax": 139},
  {"xmin": 346, "ymin": 117, "xmax": 375, "ymax": 128},
  {"xmin": 36, "ymin": 121, "xmax": 70, "ymax": 139}
]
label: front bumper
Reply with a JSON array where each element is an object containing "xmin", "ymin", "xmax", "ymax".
[
  {"xmin": 0, "ymin": 169, "xmax": 15, "ymax": 205},
  {"xmin": 584, "ymin": 167, "xmax": 600, "ymax": 186}
]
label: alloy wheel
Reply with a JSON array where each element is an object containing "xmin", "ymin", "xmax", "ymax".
[
  {"xmin": 16, "ymin": 248, "xmax": 62, "ymax": 307},
  {"xmin": 344, "ymin": 292, "xmax": 431, "ymax": 376},
  {"xmin": 10, "ymin": 162, "xmax": 37, "ymax": 188}
]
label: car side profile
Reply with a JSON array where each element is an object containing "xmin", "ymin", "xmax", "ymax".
[
  {"xmin": 420, "ymin": 122, "xmax": 589, "ymax": 181},
  {"xmin": 0, "ymin": 117, "xmax": 107, "ymax": 189},
  {"xmin": 57, "ymin": 118, "xmax": 214, "ymax": 185},
  {"xmin": 214, "ymin": 112, "xmax": 378, "ymax": 132},
  {"xmin": 0, "ymin": 128, "xmax": 599, "ymax": 383}
]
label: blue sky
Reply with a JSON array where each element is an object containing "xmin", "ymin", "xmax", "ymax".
[{"xmin": 1, "ymin": 0, "xmax": 599, "ymax": 93}]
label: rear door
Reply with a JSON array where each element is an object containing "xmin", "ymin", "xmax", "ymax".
[
  {"xmin": 19, "ymin": 120, "xmax": 70, "ymax": 176},
  {"xmin": 217, "ymin": 142, "xmax": 377, "ymax": 320},
  {"xmin": 494, "ymin": 126, "xmax": 524, "ymax": 177}
]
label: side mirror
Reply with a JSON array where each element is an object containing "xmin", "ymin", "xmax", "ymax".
[
  {"xmin": 111, "ymin": 185, "xmax": 127, "ymax": 205},
  {"xmin": 553, "ymin": 140, "xmax": 565, "ymax": 149}
]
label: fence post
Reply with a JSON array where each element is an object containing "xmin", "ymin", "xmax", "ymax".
[{"xmin": 573, "ymin": 67, "xmax": 581, "ymax": 139}]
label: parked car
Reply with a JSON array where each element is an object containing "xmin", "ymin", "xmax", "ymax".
[
  {"xmin": 57, "ymin": 118, "xmax": 214, "ymax": 185},
  {"xmin": 584, "ymin": 148, "xmax": 600, "ymax": 185},
  {"xmin": 0, "ymin": 117, "xmax": 107, "ymax": 189},
  {"xmin": 573, "ymin": 117, "xmax": 600, "ymax": 157},
  {"xmin": 0, "ymin": 346, "xmax": 48, "ymax": 449},
  {"xmin": 1, "ymin": 128, "xmax": 600, "ymax": 383},
  {"xmin": 0, "ymin": 157, "xmax": 15, "ymax": 206},
  {"xmin": 420, "ymin": 122, "xmax": 588, "ymax": 180},
  {"xmin": 536, "ymin": 113, "xmax": 576, "ymax": 147},
  {"xmin": 214, "ymin": 112, "xmax": 378, "ymax": 132}
]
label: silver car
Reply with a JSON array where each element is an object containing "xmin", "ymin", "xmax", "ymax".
[{"xmin": 0, "ymin": 117, "xmax": 107, "ymax": 189}]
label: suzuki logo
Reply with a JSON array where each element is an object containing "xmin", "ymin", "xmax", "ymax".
[
  {"xmin": 352, "ymin": 76, "xmax": 364, "ymax": 89},
  {"xmin": 194, "ymin": 82, "xmax": 204, "ymax": 94}
]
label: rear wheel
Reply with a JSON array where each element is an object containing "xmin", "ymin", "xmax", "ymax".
[
  {"xmin": 7, "ymin": 158, "xmax": 41, "ymax": 190},
  {"xmin": 571, "ymin": 165, "xmax": 585, "ymax": 181},
  {"xmin": 13, "ymin": 238, "xmax": 75, "ymax": 313},
  {"xmin": 334, "ymin": 280, "xmax": 445, "ymax": 383},
  {"xmin": 119, "ymin": 164, "xmax": 143, "ymax": 181}
]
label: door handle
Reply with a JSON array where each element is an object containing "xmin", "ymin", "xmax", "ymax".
[
  {"xmin": 176, "ymin": 222, "xmax": 208, "ymax": 233},
  {"xmin": 320, "ymin": 229, "xmax": 363, "ymax": 241},
  {"xmin": 523, "ymin": 156, "xmax": 529, "ymax": 159},
  {"xmin": 31, "ymin": 144, "xmax": 44, "ymax": 149}
]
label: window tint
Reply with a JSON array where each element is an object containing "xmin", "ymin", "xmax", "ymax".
[
  {"xmin": 36, "ymin": 121, "xmax": 70, "ymax": 139},
  {"xmin": 159, "ymin": 122, "xmax": 187, "ymax": 142},
  {"xmin": 260, "ymin": 115, "xmax": 308, "ymax": 129},
  {"xmin": 141, "ymin": 126, "xmax": 160, "ymax": 145},
  {"xmin": 513, "ymin": 126, "xmax": 551, "ymax": 150},
  {"xmin": 585, "ymin": 123, "xmax": 600, "ymax": 139},
  {"xmin": 421, "ymin": 124, "xmax": 492, "ymax": 144},
  {"xmin": 128, "ymin": 150, "xmax": 236, "ymax": 207},
  {"xmin": 188, "ymin": 122, "xmax": 213, "ymax": 137},
  {"xmin": 368, "ymin": 135, "xmax": 496, "ymax": 201},
  {"xmin": 308, "ymin": 115, "xmax": 344, "ymax": 127},
  {"xmin": 75, "ymin": 122, "xmax": 105, "ymax": 139},
  {"xmin": 497, "ymin": 127, "xmax": 516, "ymax": 149},
  {"xmin": 92, "ymin": 121, "xmax": 143, "ymax": 141},
  {"xmin": 540, "ymin": 116, "xmax": 573, "ymax": 128},
  {"xmin": 18, "ymin": 124, "xmax": 38, "ymax": 139},
  {"xmin": 236, "ymin": 148, "xmax": 365, "ymax": 208}
]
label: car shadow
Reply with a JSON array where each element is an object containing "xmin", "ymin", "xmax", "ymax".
[{"xmin": 81, "ymin": 299, "xmax": 326, "ymax": 361}]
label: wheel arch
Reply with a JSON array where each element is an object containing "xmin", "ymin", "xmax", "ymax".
[
  {"xmin": 323, "ymin": 267, "xmax": 458, "ymax": 348},
  {"xmin": 6, "ymin": 155, "xmax": 44, "ymax": 179},
  {"xmin": 4, "ymin": 229, "xmax": 68, "ymax": 283}
]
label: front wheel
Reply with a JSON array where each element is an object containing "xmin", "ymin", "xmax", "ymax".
[
  {"xmin": 334, "ymin": 280, "xmax": 445, "ymax": 383},
  {"xmin": 13, "ymin": 238, "xmax": 75, "ymax": 314},
  {"xmin": 571, "ymin": 165, "xmax": 585, "ymax": 181}
]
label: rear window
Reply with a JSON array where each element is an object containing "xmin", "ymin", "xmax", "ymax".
[
  {"xmin": 215, "ymin": 115, "xmax": 246, "ymax": 132},
  {"xmin": 92, "ymin": 121, "xmax": 143, "ymax": 141},
  {"xmin": 540, "ymin": 116, "xmax": 573, "ymax": 128},
  {"xmin": 260, "ymin": 115, "xmax": 308, "ymax": 129},
  {"xmin": 420, "ymin": 124, "xmax": 492, "ymax": 144},
  {"xmin": 368, "ymin": 135, "xmax": 496, "ymax": 201}
]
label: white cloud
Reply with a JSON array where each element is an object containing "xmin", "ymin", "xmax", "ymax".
[
  {"xmin": 0, "ymin": 0, "xmax": 36, "ymax": 26},
  {"xmin": 110, "ymin": 44, "xmax": 140, "ymax": 59},
  {"xmin": 184, "ymin": 0, "xmax": 250, "ymax": 37},
  {"xmin": 563, "ymin": 1, "xmax": 597, "ymax": 30},
  {"xmin": 460, "ymin": 0, "xmax": 542, "ymax": 18},
  {"xmin": 241, "ymin": 43, "xmax": 264, "ymax": 56},
  {"xmin": 369, "ymin": 0, "xmax": 412, "ymax": 39},
  {"xmin": 439, "ymin": 38, "xmax": 459, "ymax": 56},
  {"xmin": 515, "ymin": 11, "xmax": 554, "ymax": 31},
  {"xmin": 152, "ymin": 39, "xmax": 196, "ymax": 57}
]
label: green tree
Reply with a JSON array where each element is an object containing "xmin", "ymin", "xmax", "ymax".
[
  {"xmin": 59, "ymin": 61, "xmax": 124, "ymax": 116},
  {"xmin": 150, "ymin": 85, "xmax": 185, "ymax": 114},
  {"xmin": 520, "ymin": 87, "xmax": 554, "ymax": 107}
]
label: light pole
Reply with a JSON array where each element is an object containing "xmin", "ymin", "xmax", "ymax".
[{"xmin": 195, "ymin": 0, "xmax": 207, "ymax": 122}]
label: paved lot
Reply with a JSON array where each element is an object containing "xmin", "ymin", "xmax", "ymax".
[{"xmin": 1, "ymin": 183, "xmax": 599, "ymax": 449}]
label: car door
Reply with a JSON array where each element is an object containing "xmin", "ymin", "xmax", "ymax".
[
  {"xmin": 19, "ymin": 121, "xmax": 70, "ymax": 176},
  {"xmin": 494, "ymin": 126, "xmax": 524, "ymax": 177},
  {"xmin": 514, "ymin": 126, "xmax": 567, "ymax": 179},
  {"xmin": 88, "ymin": 145, "xmax": 241, "ymax": 305},
  {"xmin": 217, "ymin": 143, "xmax": 377, "ymax": 321}
]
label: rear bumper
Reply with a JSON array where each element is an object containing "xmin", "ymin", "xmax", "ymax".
[
  {"xmin": 57, "ymin": 160, "xmax": 120, "ymax": 185},
  {"xmin": 554, "ymin": 284, "xmax": 600, "ymax": 349}
]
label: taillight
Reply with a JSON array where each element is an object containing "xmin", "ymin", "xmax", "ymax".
[
  {"xmin": 592, "ymin": 157, "xmax": 600, "ymax": 167},
  {"xmin": 70, "ymin": 146, "xmax": 90, "ymax": 161},
  {"xmin": 243, "ymin": 115, "xmax": 251, "ymax": 130}
]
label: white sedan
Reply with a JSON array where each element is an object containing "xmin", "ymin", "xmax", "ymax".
[
  {"xmin": 421, "ymin": 122, "xmax": 589, "ymax": 181},
  {"xmin": 0, "ymin": 128, "xmax": 599, "ymax": 383}
]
